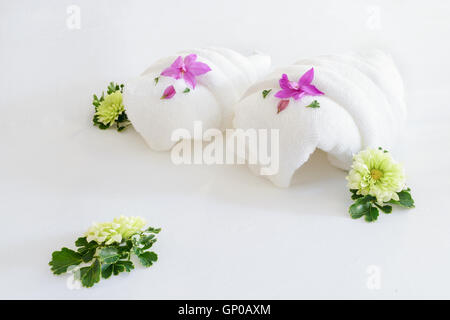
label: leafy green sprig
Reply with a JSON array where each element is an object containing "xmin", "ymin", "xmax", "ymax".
[
  {"xmin": 93, "ymin": 82, "xmax": 131, "ymax": 131},
  {"xmin": 49, "ymin": 226, "xmax": 161, "ymax": 288},
  {"xmin": 262, "ymin": 89, "xmax": 272, "ymax": 99},
  {"xmin": 349, "ymin": 188, "xmax": 414, "ymax": 222},
  {"xmin": 305, "ymin": 100, "xmax": 320, "ymax": 108}
]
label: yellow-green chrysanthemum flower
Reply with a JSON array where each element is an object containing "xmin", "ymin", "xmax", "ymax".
[
  {"xmin": 95, "ymin": 91, "xmax": 125, "ymax": 126},
  {"xmin": 85, "ymin": 221, "xmax": 123, "ymax": 245},
  {"xmin": 113, "ymin": 215, "xmax": 147, "ymax": 239},
  {"xmin": 346, "ymin": 148, "xmax": 405, "ymax": 203},
  {"xmin": 85, "ymin": 215, "xmax": 146, "ymax": 245}
]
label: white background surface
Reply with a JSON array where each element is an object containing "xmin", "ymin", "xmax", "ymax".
[{"xmin": 1, "ymin": 0, "xmax": 450, "ymax": 299}]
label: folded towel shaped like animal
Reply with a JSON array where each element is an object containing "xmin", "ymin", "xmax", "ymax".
[
  {"xmin": 123, "ymin": 47, "xmax": 271, "ymax": 151},
  {"xmin": 233, "ymin": 50, "xmax": 406, "ymax": 187}
]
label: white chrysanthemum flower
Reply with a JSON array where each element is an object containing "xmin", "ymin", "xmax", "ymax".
[
  {"xmin": 85, "ymin": 216, "xmax": 146, "ymax": 245},
  {"xmin": 346, "ymin": 148, "xmax": 405, "ymax": 203}
]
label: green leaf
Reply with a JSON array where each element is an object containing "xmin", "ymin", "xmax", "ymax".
[
  {"xmin": 93, "ymin": 94, "xmax": 100, "ymax": 107},
  {"xmin": 93, "ymin": 114, "xmax": 110, "ymax": 129},
  {"xmin": 107, "ymin": 82, "xmax": 119, "ymax": 95},
  {"xmin": 98, "ymin": 247, "xmax": 121, "ymax": 264},
  {"xmin": 102, "ymin": 261, "xmax": 134, "ymax": 278},
  {"xmin": 101, "ymin": 260, "xmax": 135, "ymax": 279},
  {"xmin": 262, "ymin": 89, "xmax": 272, "ymax": 99},
  {"xmin": 142, "ymin": 233, "xmax": 155, "ymax": 241},
  {"xmin": 80, "ymin": 248, "xmax": 96, "ymax": 263},
  {"xmin": 146, "ymin": 227, "xmax": 161, "ymax": 234},
  {"xmin": 79, "ymin": 259, "xmax": 101, "ymax": 288},
  {"xmin": 364, "ymin": 205, "xmax": 379, "ymax": 222},
  {"xmin": 374, "ymin": 203, "xmax": 393, "ymax": 214},
  {"xmin": 349, "ymin": 195, "xmax": 381, "ymax": 222},
  {"xmin": 138, "ymin": 251, "xmax": 158, "ymax": 267},
  {"xmin": 117, "ymin": 112, "xmax": 129, "ymax": 123},
  {"xmin": 116, "ymin": 242, "xmax": 132, "ymax": 259},
  {"xmin": 305, "ymin": 100, "xmax": 320, "ymax": 108},
  {"xmin": 131, "ymin": 232, "xmax": 158, "ymax": 255},
  {"xmin": 116, "ymin": 260, "xmax": 134, "ymax": 272},
  {"xmin": 154, "ymin": 77, "xmax": 160, "ymax": 85},
  {"xmin": 183, "ymin": 88, "xmax": 190, "ymax": 93},
  {"xmin": 75, "ymin": 237, "xmax": 88, "ymax": 247},
  {"xmin": 117, "ymin": 123, "xmax": 131, "ymax": 132},
  {"xmin": 389, "ymin": 189, "xmax": 415, "ymax": 208},
  {"xmin": 348, "ymin": 196, "xmax": 372, "ymax": 219},
  {"xmin": 126, "ymin": 239, "xmax": 133, "ymax": 250},
  {"xmin": 133, "ymin": 244, "xmax": 143, "ymax": 256},
  {"xmin": 101, "ymin": 263, "xmax": 113, "ymax": 279},
  {"xmin": 116, "ymin": 112, "xmax": 131, "ymax": 132},
  {"xmin": 75, "ymin": 237, "xmax": 98, "ymax": 263},
  {"xmin": 350, "ymin": 189, "xmax": 364, "ymax": 200},
  {"xmin": 49, "ymin": 248, "xmax": 83, "ymax": 275},
  {"xmin": 140, "ymin": 235, "xmax": 157, "ymax": 250},
  {"xmin": 351, "ymin": 193, "xmax": 363, "ymax": 200}
]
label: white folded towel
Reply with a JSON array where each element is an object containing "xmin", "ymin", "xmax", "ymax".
[
  {"xmin": 123, "ymin": 47, "xmax": 271, "ymax": 151},
  {"xmin": 233, "ymin": 50, "xmax": 406, "ymax": 187}
]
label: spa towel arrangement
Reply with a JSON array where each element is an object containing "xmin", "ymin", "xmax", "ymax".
[
  {"xmin": 95, "ymin": 48, "xmax": 407, "ymax": 191},
  {"xmin": 87, "ymin": 47, "xmax": 414, "ymax": 227},
  {"xmin": 123, "ymin": 47, "xmax": 271, "ymax": 151},
  {"xmin": 233, "ymin": 50, "xmax": 406, "ymax": 187}
]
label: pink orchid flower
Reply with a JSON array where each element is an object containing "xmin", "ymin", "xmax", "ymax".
[
  {"xmin": 274, "ymin": 68, "xmax": 324, "ymax": 100},
  {"xmin": 161, "ymin": 54, "xmax": 211, "ymax": 89},
  {"xmin": 161, "ymin": 85, "xmax": 176, "ymax": 99}
]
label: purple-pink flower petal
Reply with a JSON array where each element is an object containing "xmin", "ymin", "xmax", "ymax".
[
  {"xmin": 161, "ymin": 66, "xmax": 182, "ymax": 79},
  {"xmin": 277, "ymin": 100, "xmax": 290, "ymax": 113},
  {"xmin": 184, "ymin": 54, "xmax": 197, "ymax": 67},
  {"xmin": 183, "ymin": 71, "xmax": 197, "ymax": 89},
  {"xmin": 189, "ymin": 61, "xmax": 211, "ymax": 76},
  {"xmin": 279, "ymin": 74, "xmax": 290, "ymax": 90},
  {"xmin": 298, "ymin": 67, "xmax": 315, "ymax": 86},
  {"xmin": 293, "ymin": 91, "xmax": 306, "ymax": 100},
  {"xmin": 171, "ymin": 56, "xmax": 184, "ymax": 68},
  {"xmin": 300, "ymin": 84, "xmax": 324, "ymax": 96},
  {"xmin": 274, "ymin": 88, "xmax": 297, "ymax": 99},
  {"xmin": 161, "ymin": 85, "xmax": 176, "ymax": 99},
  {"xmin": 161, "ymin": 56, "xmax": 185, "ymax": 79}
]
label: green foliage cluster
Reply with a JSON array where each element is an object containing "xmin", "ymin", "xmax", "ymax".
[
  {"xmin": 49, "ymin": 226, "xmax": 161, "ymax": 288},
  {"xmin": 349, "ymin": 188, "xmax": 414, "ymax": 222}
]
